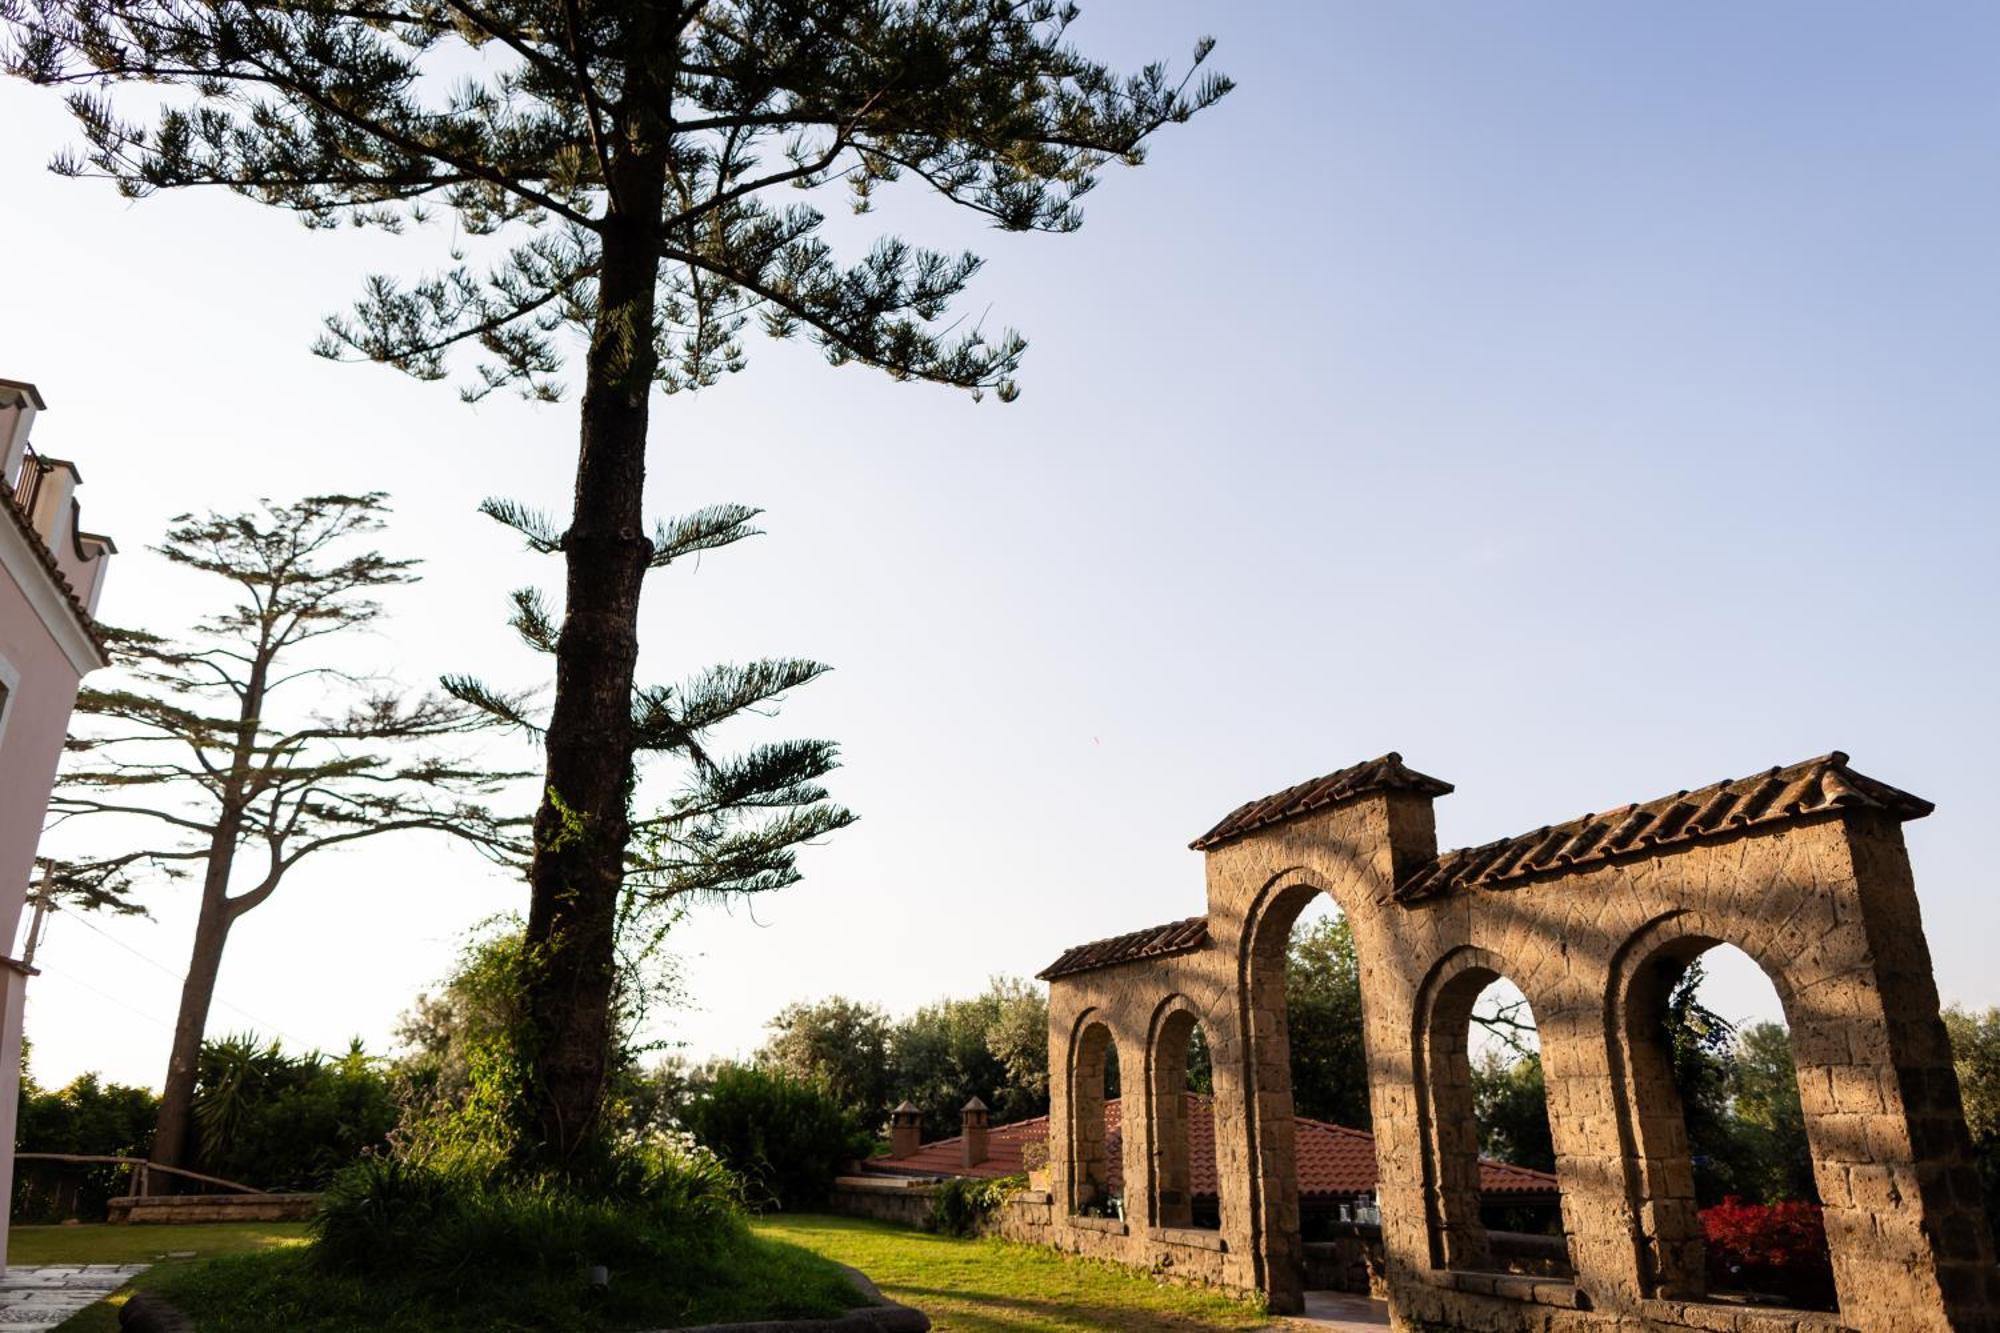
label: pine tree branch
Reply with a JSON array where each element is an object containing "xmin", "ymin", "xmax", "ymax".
[
  {"xmin": 43, "ymin": 798, "xmax": 218, "ymax": 836},
  {"xmin": 648, "ymin": 503, "xmax": 762, "ymax": 569}
]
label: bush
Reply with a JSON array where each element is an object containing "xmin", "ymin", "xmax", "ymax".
[
  {"xmin": 313, "ymin": 1138, "xmax": 743, "ymax": 1290},
  {"xmin": 682, "ymin": 1064, "xmax": 872, "ymax": 1210},
  {"xmin": 1701, "ymin": 1196, "xmax": 1836, "ymax": 1309},
  {"xmin": 925, "ymin": 1174, "xmax": 1021, "ymax": 1238},
  {"xmin": 193, "ymin": 1035, "xmax": 399, "ymax": 1190},
  {"xmin": 153, "ymin": 1141, "xmax": 859, "ymax": 1331},
  {"xmin": 14, "ymin": 1070, "xmax": 160, "ymax": 1221}
]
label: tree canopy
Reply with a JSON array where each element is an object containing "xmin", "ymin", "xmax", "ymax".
[
  {"xmin": 41, "ymin": 494, "xmax": 518, "ymax": 1180},
  {"xmin": 0, "ymin": 0, "xmax": 1234, "ymax": 1170}
]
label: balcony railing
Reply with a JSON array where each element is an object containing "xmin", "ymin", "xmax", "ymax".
[{"xmin": 10, "ymin": 443, "xmax": 44, "ymax": 518}]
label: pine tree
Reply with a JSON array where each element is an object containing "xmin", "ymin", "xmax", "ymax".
[
  {"xmin": 42, "ymin": 494, "xmax": 522, "ymax": 1184},
  {"xmin": 4, "ymin": 0, "xmax": 1231, "ymax": 1170}
]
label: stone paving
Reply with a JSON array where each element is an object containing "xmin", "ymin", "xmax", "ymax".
[
  {"xmin": 1292, "ymin": 1291, "xmax": 1390, "ymax": 1330},
  {"xmin": 0, "ymin": 1265, "xmax": 146, "ymax": 1330}
]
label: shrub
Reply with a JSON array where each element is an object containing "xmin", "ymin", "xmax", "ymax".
[
  {"xmin": 1701, "ymin": 1196, "xmax": 1836, "ymax": 1309},
  {"xmin": 312, "ymin": 1137, "xmax": 744, "ymax": 1292},
  {"xmin": 14, "ymin": 1070, "xmax": 160, "ymax": 1221},
  {"xmin": 158, "ymin": 1138, "xmax": 860, "ymax": 1330},
  {"xmin": 682, "ymin": 1064, "xmax": 872, "ymax": 1210},
  {"xmin": 926, "ymin": 1174, "xmax": 1022, "ymax": 1238},
  {"xmin": 193, "ymin": 1035, "xmax": 399, "ymax": 1190}
]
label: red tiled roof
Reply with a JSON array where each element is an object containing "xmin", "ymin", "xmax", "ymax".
[
  {"xmin": 1191, "ymin": 753, "xmax": 1454, "ymax": 852},
  {"xmin": 1395, "ymin": 752, "xmax": 1931, "ymax": 903},
  {"xmin": 1036, "ymin": 917, "xmax": 1208, "ymax": 982},
  {"xmin": 864, "ymin": 1096, "xmax": 1556, "ymax": 1201}
]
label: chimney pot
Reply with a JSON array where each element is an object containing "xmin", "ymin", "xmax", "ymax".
[
  {"xmin": 960, "ymin": 1097, "xmax": 990, "ymax": 1168},
  {"xmin": 888, "ymin": 1100, "xmax": 922, "ymax": 1160}
]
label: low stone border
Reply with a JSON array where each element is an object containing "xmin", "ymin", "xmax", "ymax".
[
  {"xmin": 109, "ymin": 1192, "xmax": 321, "ymax": 1224},
  {"xmin": 119, "ymin": 1263, "xmax": 929, "ymax": 1333}
]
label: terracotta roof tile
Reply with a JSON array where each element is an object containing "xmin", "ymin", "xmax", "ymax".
[
  {"xmin": 865, "ymin": 1096, "xmax": 1555, "ymax": 1201},
  {"xmin": 1036, "ymin": 916, "xmax": 1208, "ymax": 982},
  {"xmin": 1191, "ymin": 753, "xmax": 1454, "ymax": 852},
  {"xmin": 1395, "ymin": 752, "xmax": 1930, "ymax": 903}
]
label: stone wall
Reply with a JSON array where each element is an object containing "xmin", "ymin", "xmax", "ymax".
[
  {"xmin": 1034, "ymin": 753, "xmax": 1999, "ymax": 1331},
  {"xmin": 108, "ymin": 1193, "xmax": 320, "ymax": 1224},
  {"xmin": 830, "ymin": 1178, "xmax": 937, "ymax": 1230}
]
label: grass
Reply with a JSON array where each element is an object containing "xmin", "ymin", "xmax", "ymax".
[
  {"xmin": 14, "ymin": 1223, "xmax": 311, "ymax": 1333},
  {"xmin": 11, "ymin": 1221, "xmax": 308, "ymax": 1267},
  {"xmin": 32, "ymin": 1212, "xmax": 1280, "ymax": 1332},
  {"xmin": 130, "ymin": 1228, "xmax": 859, "ymax": 1331},
  {"xmin": 33, "ymin": 1218, "xmax": 856, "ymax": 1333},
  {"xmin": 751, "ymin": 1214, "xmax": 1276, "ymax": 1332}
]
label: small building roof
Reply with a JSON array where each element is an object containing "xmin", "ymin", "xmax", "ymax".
[{"xmin": 863, "ymin": 1095, "xmax": 1556, "ymax": 1202}]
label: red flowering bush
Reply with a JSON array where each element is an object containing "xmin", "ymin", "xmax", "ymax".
[{"xmin": 1701, "ymin": 1196, "xmax": 1836, "ymax": 1309}]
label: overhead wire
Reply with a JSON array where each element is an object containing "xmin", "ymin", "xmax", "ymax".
[{"xmin": 39, "ymin": 905, "xmax": 306, "ymax": 1049}]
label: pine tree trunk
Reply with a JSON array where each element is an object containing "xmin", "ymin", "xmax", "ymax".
[
  {"xmin": 518, "ymin": 180, "xmax": 664, "ymax": 1168},
  {"xmin": 147, "ymin": 865, "xmax": 235, "ymax": 1189},
  {"xmin": 150, "ymin": 651, "xmax": 265, "ymax": 1189}
]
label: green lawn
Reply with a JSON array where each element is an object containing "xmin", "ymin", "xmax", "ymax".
[
  {"xmin": 27, "ymin": 1214, "xmax": 1280, "ymax": 1332},
  {"xmin": 36, "ymin": 1220, "xmax": 856, "ymax": 1333},
  {"xmin": 9, "ymin": 1222, "xmax": 312, "ymax": 1333},
  {"xmin": 751, "ymin": 1214, "xmax": 1275, "ymax": 1333},
  {"xmin": 11, "ymin": 1221, "xmax": 308, "ymax": 1267}
]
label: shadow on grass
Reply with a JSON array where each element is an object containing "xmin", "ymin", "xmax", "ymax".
[{"xmin": 888, "ymin": 1284, "xmax": 1281, "ymax": 1333}]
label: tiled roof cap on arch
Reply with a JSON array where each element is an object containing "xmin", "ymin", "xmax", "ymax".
[
  {"xmin": 1395, "ymin": 751, "xmax": 1931, "ymax": 903},
  {"xmin": 1036, "ymin": 916, "xmax": 1208, "ymax": 982},
  {"xmin": 1191, "ymin": 753, "xmax": 1454, "ymax": 852}
]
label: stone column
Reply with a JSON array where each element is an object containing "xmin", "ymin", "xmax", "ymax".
[{"xmin": 1812, "ymin": 814, "xmax": 1999, "ymax": 1331}]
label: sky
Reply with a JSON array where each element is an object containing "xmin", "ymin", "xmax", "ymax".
[{"xmin": 2, "ymin": 2, "xmax": 1999, "ymax": 1092}]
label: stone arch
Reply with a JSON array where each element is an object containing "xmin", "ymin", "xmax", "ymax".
[
  {"xmin": 1065, "ymin": 1008, "xmax": 1126, "ymax": 1217},
  {"xmin": 1607, "ymin": 909, "xmax": 1850, "ymax": 1306},
  {"xmin": 1413, "ymin": 943, "xmax": 1566, "ymax": 1275},
  {"xmin": 1145, "ymin": 992, "xmax": 1209, "ymax": 1230},
  {"xmin": 1232, "ymin": 867, "xmax": 1348, "ymax": 1307}
]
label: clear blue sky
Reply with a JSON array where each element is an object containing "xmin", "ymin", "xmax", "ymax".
[{"xmin": 2, "ymin": 2, "xmax": 1997, "ymax": 1090}]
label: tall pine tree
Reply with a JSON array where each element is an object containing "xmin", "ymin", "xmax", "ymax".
[
  {"xmin": 4, "ymin": 0, "xmax": 1230, "ymax": 1170},
  {"xmin": 44, "ymin": 495, "xmax": 521, "ymax": 1183}
]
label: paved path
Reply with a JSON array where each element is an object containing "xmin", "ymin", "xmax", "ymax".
[
  {"xmin": 0, "ymin": 1265, "xmax": 147, "ymax": 1330},
  {"xmin": 1289, "ymin": 1289, "xmax": 1391, "ymax": 1330}
]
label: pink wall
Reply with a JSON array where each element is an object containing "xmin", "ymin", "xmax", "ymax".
[{"xmin": 0, "ymin": 556, "xmax": 83, "ymax": 952}]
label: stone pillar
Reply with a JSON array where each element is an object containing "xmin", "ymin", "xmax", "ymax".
[
  {"xmin": 1069, "ymin": 1022, "xmax": 1114, "ymax": 1212},
  {"xmin": 961, "ymin": 1097, "xmax": 990, "ymax": 1168},
  {"xmin": 1615, "ymin": 952, "xmax": 1709, "ymax": 1298},
  {"xmin": 1812, "ymin": 814, "xmax": 2000, "ymax": 1331},
  {"xmin": 888, "ymin": 1101, "xmax": 922, "ymax": 1160}
]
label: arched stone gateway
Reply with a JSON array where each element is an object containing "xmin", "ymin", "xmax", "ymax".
[{"xmin": 1035, "ymin": 752, "xmax": 1997, "ymax": 1330}]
